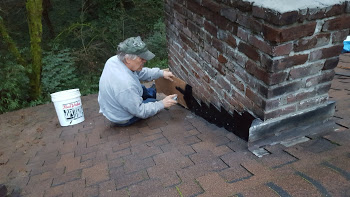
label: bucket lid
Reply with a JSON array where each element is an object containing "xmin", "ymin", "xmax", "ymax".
[{"xmin": 51, "ymin": 89, "xmax": 81, "ymax": 102}]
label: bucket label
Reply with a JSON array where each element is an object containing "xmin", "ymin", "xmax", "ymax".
[{"xmin": 62, "ymin": 101, "xmax": 84, "ymax": 121}]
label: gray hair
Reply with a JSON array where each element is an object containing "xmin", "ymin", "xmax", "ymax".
[{"xmin": 117, "ymin": 52, "xmax": 139, "ymax": 62}]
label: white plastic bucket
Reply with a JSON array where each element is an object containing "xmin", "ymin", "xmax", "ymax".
[{"xmin": 51, "ymin": 89, "xmax": 85, "ymax": 126}]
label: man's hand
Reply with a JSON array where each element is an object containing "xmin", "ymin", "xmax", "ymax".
[
  {"xmin": 162, "ymin": 94, "xmax": 177, "ymax": 108},
  {"xmin": 163, "ymin": 71, "xmax": 175, "ymax": 81}
]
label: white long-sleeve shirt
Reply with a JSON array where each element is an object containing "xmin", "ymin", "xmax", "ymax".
[{"xmin": 98, "ymin": 55, "xmax": 164, "ymax": 123}]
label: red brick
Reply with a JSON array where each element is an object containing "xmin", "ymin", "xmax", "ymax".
[
  {"xmin": 246, "ymin": 88, "xmax": 264, "ymax": 108},
  {"xmin": 323, "ymin": 57, "xmax": 340, "ymax": 70},
  {"xmin": 223, "ymin": 91, "xmax": 245, "ymax": 112},
  {"xmin": 289, "ymin": 62, "xmax": 324, "ymax": 80},
  {"xmin": 245, "ymin": 60, "xmax": 288, "ymax": 85},
  {"xmin": 212, "ymin": 61, "xmax": 226, "ymax": 77},
  {"xmin": 238, "ymin": 42, "xmax": 260, "ymax": 61},
  {"xmin": 221, "ymin": 8, "xmax": 238, "ymax": 22},
  {"xmin": 173, "ymin": 2, "xmax": 186, "ymax": 16},
  {"xmin": 316, "ymin": 83, "xmax": 332, "ymax": 95},
  {"xmin": 252, "ymin": 6, "xmax": 299, "ymax": 26},
  {"xmin": 234, "ymin": 90, "xmax": 255, "ymax": 112},
  {"xmin": 202, "ymin": 0, "xmax": 224, "ymax": 14},
  {"xmin": 263, "ymin": 22, "xmax": 316, "ymax": 43},
  {"xmin": 286, "ymin": 89, "xmax": 318, "ymax": 104},
  {"xmin": 218, "ymin": 54, "xmax": 227, "ymax": 63},
  {"xmin": 248, "ymin": 35, "xmax": 278, "ymax": 56},
  {"xmin": 186, "ymin": 1, "xmax": 203, "ymax": 16},
  {"xmin": 305, "ymin": 70, "xmax": 335, "ymax": 88},
  {"xmin": 262, "ymin": 96, "xmax": 283, "ymax": 110},
  {"xmin": 251, "ymin": 6, "xmax": 266, "ymax": 19},
  {"xmin": 204, "ymin": 20, "xmax": 217, "ymax": 36},
  {"xmin": 267, "ymin": 81, "xmax": 304, "ymax": 98},
  {"xmin": 245, "ymin": 60, "xmax": 266, "ymax": 80},
  {"xmin": 271, "ymin": 43, "xmax": 293, "ymax": 56},
  {"xmin": 294, "ymin": 33, "xmax": 330, "ymax": 52},
  {"xmin": 309, "ymin": 45, "xmax": 344, "ymax": 62},
  {"xmin": 237, "ymin": 13, "xmax": 263, "ymax": 34},
  {"xmin": 183, "ymin": 27, "xmax": 192, "ymax": 38},
  {"xmin": 307, "ymin": 7, "xmax": 327, "ymax": 20},
  {"xmin": 204, "ymin": 42, "xmax": 218, "ymax": 58},
  {"xmin": 298, "ymin": 95, "xmax": 328, "ymax": 110},
  {"xmin": 268, "ymin": 54, "xmax": 309, "ymax": 72},
  {"xmin": 296, "ymin": 9, "xmax": 308, "ymax": 22},
  {"xmin": 226, "ymin": 0, "xmax": 253, "ymax": 11},
  {"xmin": 226, "ymin": 73, "xmax": 245, "ymax": 92},
  {"xmin": 212, "ymin": 37, "xmax": 225, "ymax": 53},
  {"xmin": 180, "ymin": 33, "xmax": 196, "ymax": 51},
  {"xmin": 265, "ymin": 105, "xmax": 297, "ymax": 119},
  {"xmin": 227, "ymin": 48, "xmax": 247, "ymax": 68},
  {"xmin": 216, "ymin": 75, "xmax": 231, "ymax": 92},
  {"xmin": 237, "ymin": 27, "xmax": 249, "ymax": 42},
  {"xmin": 216, "ymin": 14, "xmax": 236, "ymax": 32},
  {"xmin": 270, "ymin": 11, "xmax": 299, "ymax": 26},
  {"xmin": 322, "ymin": 15, "xmax": 350, "ymax": 31},
  {"xmin": 325, "ymin": 3, "xmax": 347, "ymax": 17},
  {"xmin": 268, "ymin": 72, "xmax": 289, "ymax": 85},
  {"xmin": 332, "ymin": 29, "xmax": 350, "ymax": 43},
  {"xmin": 187, "ymin": 20, "xmax": 201, "ymax": 36},
  {"xmin": 226, "ymin": 34, "xmax": 237, "ymax": 48}
]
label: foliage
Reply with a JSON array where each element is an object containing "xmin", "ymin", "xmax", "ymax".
[
  {"xmin": 92, "ymin": 0, "xmax": 165, "ymax": 49},
  {"xmin": 144, "ymin": 18, "xmax": 168, "ymax": 69},
  {"xmin": 41, "ymin": 46, "xmax": 101, "ymax": 97},
  {"xmin": 0, "ymin": 54, "xmax": 30, "ymax": 113},
  {"xmin": 41, "ymin": 48, "xmax": 79, "ymax": 98},
  {"xmin": 0, "ymin": 16, "xmax": 26, "ymax": 67}
]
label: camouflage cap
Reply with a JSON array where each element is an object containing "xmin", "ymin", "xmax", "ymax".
[{"xmin": 117, "ymin": 36, "xmax": 155, "ymax": 60}]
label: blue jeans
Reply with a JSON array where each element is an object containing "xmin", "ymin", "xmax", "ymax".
[{"xmin": 113, "ymin": 85, "xmax": 157, "ymax": 127}]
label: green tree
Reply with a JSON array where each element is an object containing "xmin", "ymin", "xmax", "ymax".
[{"xmin": 26, "ymin": 0, "xmax": 43, "ymax": 100}]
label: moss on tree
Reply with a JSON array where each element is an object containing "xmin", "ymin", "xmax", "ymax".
[{"xmin": 26, "ymin": 0, "xmax": 43, "ymax": 100}]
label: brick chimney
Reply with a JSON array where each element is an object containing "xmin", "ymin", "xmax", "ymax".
[{"xmin": 165, "ymin": 0, "xmax": 350, "ymax": 151}]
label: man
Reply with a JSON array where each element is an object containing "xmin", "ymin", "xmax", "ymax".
[{"xmin": 98, "ymin": 36, "xmax": 177, "ymax": 126}]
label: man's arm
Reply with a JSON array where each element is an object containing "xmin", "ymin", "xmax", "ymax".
[{"xmin": 136, "ymin": 67, "xmax": 163, "ymax": 81}]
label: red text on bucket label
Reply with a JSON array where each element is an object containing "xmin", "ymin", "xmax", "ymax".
[{"xmin": 63, "ymin": 101, "xmax": 81, "ymax": 109}]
